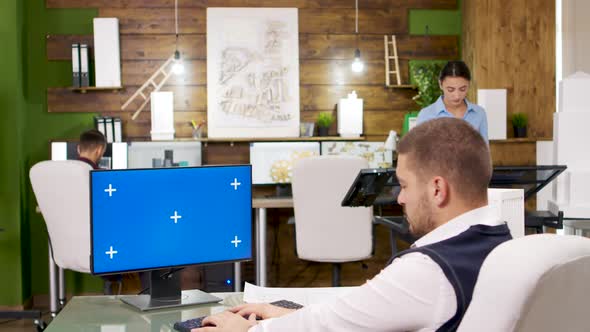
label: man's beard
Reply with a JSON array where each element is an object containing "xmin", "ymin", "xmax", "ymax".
[{"xmin": 404, "ymin": 196, "xmax": 436, "ymax": 239}]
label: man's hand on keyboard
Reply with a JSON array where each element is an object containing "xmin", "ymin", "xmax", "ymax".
[
  {"xmin": 192, "ymin": 311, "xmax": 257, "ymax": 332},
  {"xmin": 230, "ymin": 303, "xmax": 297, "ymax": 320}
]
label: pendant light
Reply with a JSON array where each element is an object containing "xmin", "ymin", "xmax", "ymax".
[
  {"xmin": 351, "ymin": 0, "xmax": 364, "ymax": 73},
  {"xmin": 172, "ymin": 0, "xmax": 184, "ymax": 75}
]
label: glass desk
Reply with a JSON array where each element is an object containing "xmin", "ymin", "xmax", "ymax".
[{"xmin": 44, "ymin": 292, "xmax": 242, "ymax": 332}]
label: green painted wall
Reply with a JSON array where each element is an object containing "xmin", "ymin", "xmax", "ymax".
[
  {"xmin": 23, "ymin": 1, "xmax": 102, "ymax": 298},
  {"xmin": 409, "ymin": 9, "xmax": 462, "ymax": 36},
  {"xmin": 0, "ymin": 0, "xmax": 25, "ymax": 307}
]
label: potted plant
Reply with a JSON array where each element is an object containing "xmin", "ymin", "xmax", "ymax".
[
  {"xmin": 316, "ymin": 112, "xmax": 334, "ymax": 136},
  {"xmin": 410, "ymin": 61, "xmax": 445, "ymax": 109},
  {"xmin": 512, "ymin": 112, "xmax": 528, "ymax": 138}
]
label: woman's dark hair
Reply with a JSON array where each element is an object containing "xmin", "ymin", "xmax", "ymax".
[{"xmin": 439, "ymin": 60, "xmax": 471, "ymax": 82}]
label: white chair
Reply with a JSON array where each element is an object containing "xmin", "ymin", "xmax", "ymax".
[
  {"xmin": 30, "ymin": 160, "xmax": 93, "ymax": 316},
  {"xmin": 291, "ymin": 156, "xmax": 372, "ymax": 286},
  {"xmin": 458, "ymin": 234, "xmax": 590, "ymax": 332}
]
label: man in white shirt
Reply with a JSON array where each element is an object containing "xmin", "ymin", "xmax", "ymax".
[{"xmin": 194, "ymin": 118, "xmax": 511, "ymax": 332}]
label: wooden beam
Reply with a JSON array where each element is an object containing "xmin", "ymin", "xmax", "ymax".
[{"xmin": 48, "ymin": 0, "xmax": 456, "ymax": 9}]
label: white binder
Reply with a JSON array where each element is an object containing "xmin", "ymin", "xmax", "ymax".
[
  {"xmin": 79, "ymin": 44, "xmax": 89, "ymax": 87},
  {"xmin": 114, "ymin": 117, "xmax": 122, "ymax": 142},
  {"xmin": 71, "ymin": 43, "xmax": 80, "ymax": 87},
  {"xmin": 105, "ymin": 117, "xmax": 114, "ymax": 143}
]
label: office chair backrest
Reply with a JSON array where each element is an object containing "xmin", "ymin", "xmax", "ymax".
[
  {"xmin": 457, "ymin": 234, "xmax": 590, "ymax": 332},
  {"xmin": 30, "ymin": 160, "xmax": 92, "ymax": 273},
  {"xmin": 292, "ymin": 156, "xmax": 372, "ymax": 262}
]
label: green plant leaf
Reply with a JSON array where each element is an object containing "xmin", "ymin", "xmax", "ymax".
[
  {"xmin": 511, "ymin": 112, "xmax": 528, "ymax": 128},
  {"xmin": 409, "ymin": 61, "xmax": 445, "ymax": 110},
  {"xmin": 316, "ymin": 111, "xmax": 335, "ymax": 127}
]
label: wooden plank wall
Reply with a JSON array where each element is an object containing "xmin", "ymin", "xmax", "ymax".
[
  {"xmin": 46, "ymin": 0, "xmax": 459, "ymax": 143},
  {"xmin": 462, "ymin": 0, "xmax": 555, "ymax": 140},
  {"xmin": 45, "ymin": 0, "xmax": 462, "ymax": 289},
  {"xmin": 45, "ymin": 0, "xmax": 543, "ymax": 288}
]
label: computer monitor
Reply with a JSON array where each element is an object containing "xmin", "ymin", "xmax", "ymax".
[
  {"xmin": 127, "ymin": 141, "xmax": 202, "ymax": 168},
  {"xmin": 249, "ymin": 142, "xmax": 320, "ymax": 184},
  {"xmin": 51, "ymin": 141, "xmax": 128, "ymax": 169},
  {"xmin": 341, "ymin": 168, "xmax": 397, "ymax": 207},
  {"xmin": 90, "ymin": 165, "xmax": 252, "ymax": 311}
]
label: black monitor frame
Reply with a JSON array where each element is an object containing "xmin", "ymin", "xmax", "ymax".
[
  {"xmin": 341, "ymin": 168, "xmax": 397, "ymax": 207},
  {"xmin": 342, "ymin": 165, "xmax": 567, "ymax": 207},
  {"xmin": 489, "ymin": 165, "xmax": 567, "ymax": 200},
  {"xmin": 89, "ymin": 165, "xmax": 253, "ymax": 311}
]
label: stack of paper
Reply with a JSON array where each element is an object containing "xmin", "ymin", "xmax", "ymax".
[{"xmin": 243, "ymin": 282, "xmax": 357, "ymax": 306}]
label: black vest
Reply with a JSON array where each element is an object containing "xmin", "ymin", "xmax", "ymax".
[{"xmin": 390, "ymin": 223, "xmax": 512, "ymax": 331}]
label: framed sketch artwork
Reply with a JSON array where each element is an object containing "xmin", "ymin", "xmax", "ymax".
[{"xmin": 207, "ymin": 8, "xmax": 300, "ymax": 138}]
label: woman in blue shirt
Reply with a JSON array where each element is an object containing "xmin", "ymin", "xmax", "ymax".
[{"xmin": 416, "ymin": 61, "xmax": 488, "ymax": 143}]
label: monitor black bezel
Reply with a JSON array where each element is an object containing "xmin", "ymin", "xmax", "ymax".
[
  {"xmin": 89, "ymin": 164, "xmax": 253, "ymax": 276},
  {"xmin": 341, "ymin": 167, "xmax": 397, "ymax": 207}
]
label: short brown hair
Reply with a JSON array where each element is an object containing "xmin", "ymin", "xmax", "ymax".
[
  {"xmin": 397, "ymin": 118, "xmax": 491, "ymax": 201},
  {"xmin": 79, "ymin": 129, "xmax": 107, "ymax": 152}
]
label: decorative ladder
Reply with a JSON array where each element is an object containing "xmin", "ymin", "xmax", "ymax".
[
  {"xmin": 384, "ymin": 35, "xmax": 402, "ymax": 87},
  {"xmin": 121, "ymin": 55, "xmax": 175, "ymax": 120}
]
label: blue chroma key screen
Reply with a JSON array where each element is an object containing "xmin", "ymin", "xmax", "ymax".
[{"xmin": 90, "ymin": 165, "xmax": 252, "ymax": 275}]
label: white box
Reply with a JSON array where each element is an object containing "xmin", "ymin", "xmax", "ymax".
[
  {"xmin": 566, "ymin": 171, "xmax": 590, "ymax": 205},
  {"xmin": 488, "ymin": 188, "xmax": 525, "ymax": 238},
  {"xmin": 337, "ymin": 91, "xmax": 363, "ymax": 138},
  {"xmin": 93, "ymin": 18, "xmax": 121, "ymax": 87},
  {"xmin": 559, "ymin": 71, "xmax": 590, "ymax": 113},
  {"xmin": 536, "ymin": 140, "xmax": 554, "ymax": 210},
  {"xmin": 477, "ymin": 89, "xmax": 507, "ymax": 140},
  {"xmin": 111, "ymin": 142, "xmax": 128, "ymax": 170},
  {"xmin": 150, "ymin": 92, "xmax": 175, "ymax": 141},
  {"xmin": 50, "ymin": 142, "xmax": 68, "ymax": 161},
  {"xmin": 553, "ymin": 112, "xmax": 590, "ymax": 169}
]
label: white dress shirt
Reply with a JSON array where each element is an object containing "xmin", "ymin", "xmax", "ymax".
[{"xmin": 249, "ymin": 205, "xmax": 503, "ymax": 332}]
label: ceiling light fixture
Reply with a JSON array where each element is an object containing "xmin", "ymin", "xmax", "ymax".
[
  {"xmin": 351, "ymin": 0, "xmax": 364, "ymax": 73},
  {"xmin": 172, "ymin": 0, "xmax": 184, "ymax": 75}
]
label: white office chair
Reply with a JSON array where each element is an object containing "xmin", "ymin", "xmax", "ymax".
[
  {"xmin": 291, "ymin": 156, "xmax": 372, "ymax": 286},
  {"xmin": 457, "ymin": 234, "xmax": 590, "ymax": 332},
  {"xmin": 30, "ymin": 160, "xmax": 94, "ymax": 316}
]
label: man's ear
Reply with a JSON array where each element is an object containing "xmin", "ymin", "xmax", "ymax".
[{"xmin": 431, "ymin": 176, "xmax": 450, "ymax": 207}]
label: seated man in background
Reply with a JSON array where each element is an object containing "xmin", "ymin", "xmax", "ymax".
[
  {"xmin": 194, "ymin": 118, "xmax": 513, "ymax": 332},
  {"xmin": 77, "ymin": 129, "xmax": 106, "ymax": 169}
]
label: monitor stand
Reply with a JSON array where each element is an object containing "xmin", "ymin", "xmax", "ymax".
[{"xmin": 120, "ymin": 269, "xmax": 222, "ymax": 311}]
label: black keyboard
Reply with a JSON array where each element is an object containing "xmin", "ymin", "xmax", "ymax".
[{"xmin": 173, "ymin": 300, "xmax": 303, "ymax": 332}]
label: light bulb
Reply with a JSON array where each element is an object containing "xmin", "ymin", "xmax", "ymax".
[
  {"xmin": 351, "ymin": 58, "xmax": 364, "ymax": 73},
  {"xmin": 351, "ymin": 48, "xmax": 364, "ymax": 73},
  {"xmin": 172, "ymin": 61, "xmax": 184, "ymax": 75},
  {"xmin": 173, "ymin": 50, "xmax": 184, "ymax": 75}
]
